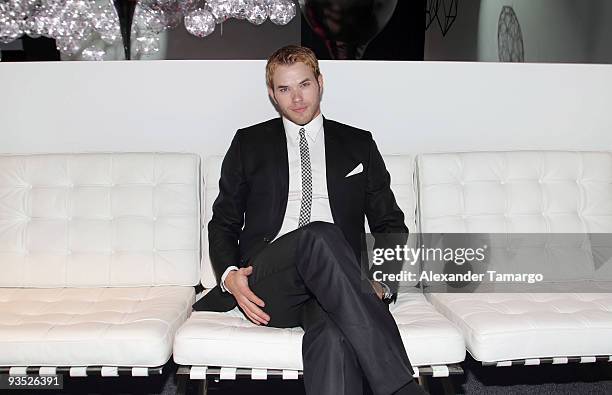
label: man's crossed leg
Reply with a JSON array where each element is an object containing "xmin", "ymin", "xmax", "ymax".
[{"xmin": 244, "ymin": 222, "xmax": 427, "ymax": 395}]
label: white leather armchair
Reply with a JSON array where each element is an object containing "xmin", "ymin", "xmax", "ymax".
[
  {"xmin": 417, "ymin": 151, "xmax": 612, "ymax": 366},
  {"xmin": 0, "ymin": 153, "xmax": 201, "ymax": 377}
]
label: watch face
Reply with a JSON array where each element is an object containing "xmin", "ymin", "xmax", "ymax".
[{"xmin": 498, "ymin": 6, "xmax": 524, "ymax": 62}]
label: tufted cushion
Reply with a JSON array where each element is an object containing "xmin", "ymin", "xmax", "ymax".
[
  {"xmin": 200, "ymin": 154, "xmax": 417, "ymax": 288},
  {"xmin": 173, "ymin": 292, "xmax": 465, "ymax": 368},
  {"xmin": 0, "ymin": 286, "xmax": 195, "ymax": 366},
  {"xmin": 418, "ymin": 151, "xmax": 612, "ymax": 233},
  {"xmin": 375, "ymin": 155, "xmax": 418, "ymax": 234},
  {"xmin": 0, "ymin": 153, "xmax": 201, "ymax": 287},
  {"xmin": 426, "ymin": 293, "xmax": 612, "ymax": 362},
  {"xmin": 174, "ymin": 307, "xmax": 303, "ymax": 370},
  {"xmin": 390, "ymin": 292, "xmax": 466, "ymax": 366},
  {"xmin": 418, "ymin": 151, "xmax": 612, "ymax": 362}
]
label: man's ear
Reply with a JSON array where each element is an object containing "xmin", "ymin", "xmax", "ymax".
[
  {"xmin": 268, "ymin": 86, "xmax": 277, "ymax": 105},
  {"xmin": 317, "ymin": 74, "xmax": 324, "ymax": 95}
]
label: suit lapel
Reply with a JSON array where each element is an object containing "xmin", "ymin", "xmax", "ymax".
[{"xmin": 324, "ymin": 118, "xmax": 344, "ymax": 224}]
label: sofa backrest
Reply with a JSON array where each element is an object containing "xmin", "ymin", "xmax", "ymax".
[
  {"xmin": 0, "ymin": 153, "xmax": 201, "ymax": 288},
  {"xmin": 417, "ymin": 151, "xmax": 612, "ymax": 285},
  {"xmin": 201, "ymin": 154, "xmax": 417, "ymax": 288},
  {"xmin": 417, "ymin": 151, "xmax": 612, "ymax": 233}
]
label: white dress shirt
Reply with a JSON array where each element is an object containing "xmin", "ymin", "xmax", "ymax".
[{"xmin": 220, "ymin": 114, "xmax": 334, "ymax": 292}]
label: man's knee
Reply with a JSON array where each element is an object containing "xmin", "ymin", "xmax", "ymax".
[
  {"xmin": 296, "ymin": 221, "xmax": 356, "ymax": 273},
  {"xmin": 303, "ymin": 221, "xmax": 341, "ymax": 236},
  {"xmin": 299, "ymin": 222, "xmax": 345, "ymax": 246}
]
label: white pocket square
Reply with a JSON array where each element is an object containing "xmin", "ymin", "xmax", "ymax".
[{"xmin": 345, "ymin": 163, "xmax": 363, "ymax": 178}]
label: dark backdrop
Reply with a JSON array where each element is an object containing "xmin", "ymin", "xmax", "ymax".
[{"xmin": 301, "ymin": 0, "xmax": 426, "ymax": 60}]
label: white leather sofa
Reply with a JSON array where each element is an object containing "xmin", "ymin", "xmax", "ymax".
[
  {"xmin": 173, "ymin": 155, "xmax": 467, "ymax": 393},
  {"xmin": 417, "ymin": 151, "xmax": 612, "ymax": 366},
  {"xmin": 3, "ymin": 150, "xmax": 610, "ymax": 393},
  {"xmin": 0, "ymin": 153, "xmax": 201, "ymax": 377}
]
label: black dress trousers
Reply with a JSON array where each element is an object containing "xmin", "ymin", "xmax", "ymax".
[{"xmin": 244, "ymin": 221, "xmax": 424, "ymax": 395}]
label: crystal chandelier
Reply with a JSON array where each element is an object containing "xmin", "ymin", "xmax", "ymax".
[{"xmin": 0, "ymin": 0, "xmax": 297, "ymax": 60}]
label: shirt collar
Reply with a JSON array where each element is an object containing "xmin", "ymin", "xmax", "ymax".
[{"xmin": 282, "ymin": 113, "xmax": 324, "ymax": 144}]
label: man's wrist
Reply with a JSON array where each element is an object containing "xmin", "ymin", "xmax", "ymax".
[
  {"xmin": 379, "ymin": 281, "xmax": 392, "ymax": 300},
  {"xmin": 220, "ymin": 266, "xmax": 239, "ymax": 294}
]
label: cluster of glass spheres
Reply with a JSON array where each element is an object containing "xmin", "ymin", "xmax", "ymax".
[{"xmin": 0, "ymin": 0, "xmax": 296, "ymax": 60}]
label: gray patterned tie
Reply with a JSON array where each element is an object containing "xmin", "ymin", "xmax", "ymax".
[{"xmin": 298, "ymin": 128, "xmax": 312, "ymax": 227}]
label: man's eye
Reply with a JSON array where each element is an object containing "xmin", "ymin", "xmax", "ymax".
[
  {"xmin": 279, "ymin": 87, "xmax": 288, "ymax": 92},
  {"xmin": 301, "ymin": 82, "xmax": 310, "ymax": 88}
]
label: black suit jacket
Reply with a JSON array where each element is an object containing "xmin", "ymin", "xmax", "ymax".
[{"xmin": 194, "ymin": 117, "xmax": 408, "ymax": 311}]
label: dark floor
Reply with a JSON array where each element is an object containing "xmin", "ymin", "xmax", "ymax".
[{"xmin": 13, "ymin": 356, "xmax": 612, "ymax": 395}]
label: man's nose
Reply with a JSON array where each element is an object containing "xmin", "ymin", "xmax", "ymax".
[{"xmin": 292, "ymin": 90, "xmax": 303, "ymax": 102}]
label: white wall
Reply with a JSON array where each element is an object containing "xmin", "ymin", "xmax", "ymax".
[{"xmin": 1, "ymin": 60, "xmax": 611, "ymax": 160}]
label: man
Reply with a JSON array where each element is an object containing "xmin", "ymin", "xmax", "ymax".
[{"xmin": 194, "ymin": 45, "xmax": 426, "ymax": 395}]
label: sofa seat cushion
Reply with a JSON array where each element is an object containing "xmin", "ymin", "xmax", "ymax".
[
  {"xmin": 174, "ymin": 306, "xmax": 303, "ymax": 370},
  {"xmin": 0, "ymin": 286, "xmax": 194, "ymax": 367},
  {"xmin": 173, "ymin": 293, "xmax": 465, "ymax": 369},
  {"xmin": 390, "ymin": 293, "xmax": 466, "ymax": 366},
  {"xmin": 427, "ymin": 293, "xmax": 612, "ymax": 363}
]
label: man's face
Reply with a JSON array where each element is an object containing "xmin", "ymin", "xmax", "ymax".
[{"xmin": 268, "ymin": 62, "xmax": 324, "ymax": 126}]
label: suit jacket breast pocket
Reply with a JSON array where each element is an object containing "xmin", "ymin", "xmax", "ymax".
[{"xmin": 344, "ymin": 171, "xmax": 365, "ymax": 187}]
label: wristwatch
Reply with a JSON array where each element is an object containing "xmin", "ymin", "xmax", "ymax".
[{"xmin": 380, "ymin": 281, "xmax": 393, "ymax": 303}]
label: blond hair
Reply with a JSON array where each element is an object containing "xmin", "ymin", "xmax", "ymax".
[{"xmin": 266, "ymin": 45, "xmax": 321, "ymax": 88}]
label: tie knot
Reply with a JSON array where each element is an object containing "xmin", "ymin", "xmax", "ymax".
[{"xmin": 299, "ymin": 128, "xmax": 306, "ymax": 138}]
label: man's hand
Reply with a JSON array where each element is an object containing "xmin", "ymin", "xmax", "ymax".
[
  {"xmin": 225, "ymin": 266, "xmax": 270, "ymax": 325},
  {"xmin": 370, "ymin": 280, "xmax": 384, "ymax": 300}
]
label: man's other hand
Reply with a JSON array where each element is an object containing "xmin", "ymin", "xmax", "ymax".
[{"xmin": 225, "ymin": 266, "xmax": 270, "ymax": 325}]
